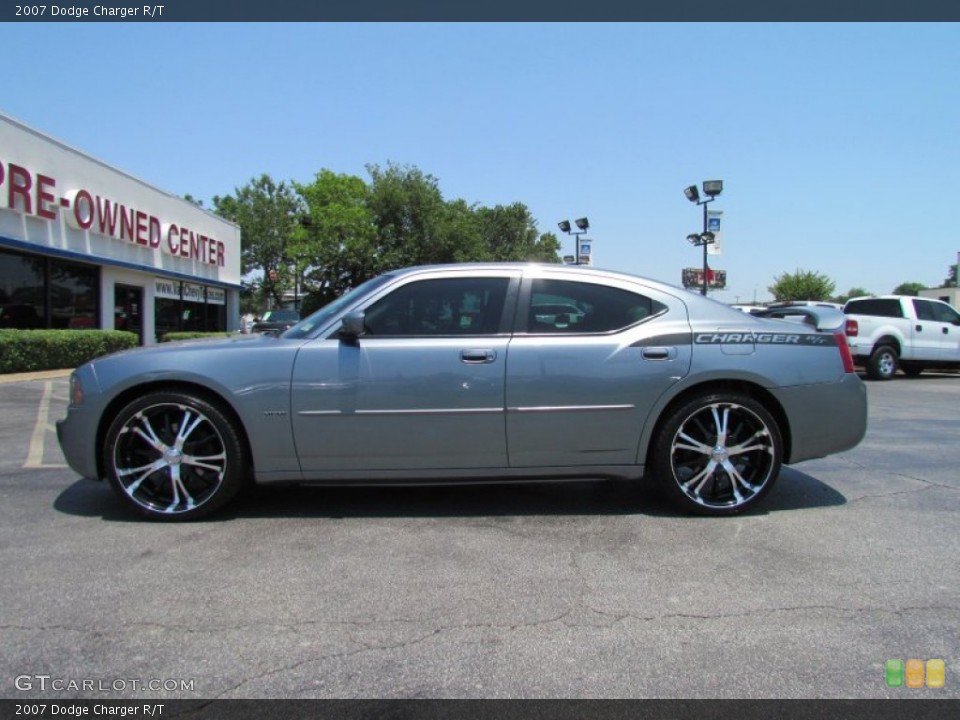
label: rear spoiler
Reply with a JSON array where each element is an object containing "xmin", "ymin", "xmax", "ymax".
[{"xmin": 753, "ymin": 306, "xmax": 846, "ymax": 333}]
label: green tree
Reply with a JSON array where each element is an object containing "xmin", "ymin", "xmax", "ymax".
[
  {"xmin": 295, "ymin": 170, "xmax": 377, "ymax": 305},
  {"xmin": 475, "ymin": 203, "xmax": 561, "ymax": 262},
  {"xmin": 212, "ymin": 174, "xmax": 305, "ymax": 310},
  {"xmin": 834, "ymin": 287, "xmax": 871, "ymax": 304},
  {"xmin": 768, "ymin": 269, "xmax": 836, "ymax": 302},
  {"xmin": 892, "ymin": 281, "xmax": 926, "ymax": 296},
  {"xmin": 944, "ymin": 264, "xmax": 958, "ymax": 288}
]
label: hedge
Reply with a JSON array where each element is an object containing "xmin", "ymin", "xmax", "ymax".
[
  {"xmin": 0, "ymin": 329, "xmax": 139, "ymax": 374},
  {"xmin": 160, "ymin": 331, "xmax": 234, "ymax": 342}
]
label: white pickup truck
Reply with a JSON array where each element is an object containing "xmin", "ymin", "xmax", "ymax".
[{"xmin": 843, "ymin": 295, "xmax": 960, "ymax": 379}]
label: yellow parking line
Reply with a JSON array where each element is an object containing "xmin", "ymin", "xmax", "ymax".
[{"xmin": 24, "ymin": 381, "xmax": 67, "ymax": 469}]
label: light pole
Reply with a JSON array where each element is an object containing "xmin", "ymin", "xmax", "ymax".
[
  {"xmin": 683, "ymin": 180, "xmax": 723, "ymax": 296},
  {"xmin": 558, "ymin": 217, "xmax": 590, "ymax": 265}
]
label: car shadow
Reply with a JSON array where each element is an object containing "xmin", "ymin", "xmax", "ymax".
[{"xmin": 53, "ymin": 465, "xmax": 846, "ymax": 522}]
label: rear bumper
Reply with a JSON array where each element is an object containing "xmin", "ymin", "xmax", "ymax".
[{"xmin": 770, "ymin": 373, "xmax": 868, "ymax": 464}]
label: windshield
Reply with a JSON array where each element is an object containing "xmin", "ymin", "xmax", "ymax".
[{"xmin": 282, "ymin": 275, "xmax": 394, "ymax": 339}]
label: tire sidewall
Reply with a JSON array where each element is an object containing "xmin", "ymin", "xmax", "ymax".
[
  {"xmin": 102, "ymin": 390, "xmax": 245, "ymax": 521},
  {"xmin": 652, "ymin": 392, "xmax": 783, "ymax": 516},
  {"xmin": 867, "ymin": 345, "xmax": 898, "ymax": 381}
]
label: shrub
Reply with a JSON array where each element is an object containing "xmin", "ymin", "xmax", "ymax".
[
  {"xmin": 160, "ymin": 332, "xmax": 234, "ymax": 343},
  {"xmin": 0, "ymin": 330, "xmax": 139, "ymax": 374}
]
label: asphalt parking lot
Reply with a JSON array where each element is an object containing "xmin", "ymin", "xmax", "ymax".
[{"xmin": 0, "ymin": 373, "xmax": 957, "ymax": 699}]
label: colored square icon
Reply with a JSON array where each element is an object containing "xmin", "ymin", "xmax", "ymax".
[
  {"xmin": 885, "ymin": 659, "xmax": 904, "ymax": 687},
  {"xmin": 905, "ymin": 659, "xmax": 925, "ymax": 688},
  {"xmin": 926, "ymin": 660, "xmax": 945, "ymax": 689}
]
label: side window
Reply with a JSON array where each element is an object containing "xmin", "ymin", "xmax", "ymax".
[
  {"xmin": 931, "ymin": 302, "xmax": 960, "ymax": 325},
  {"xmin": 363, "ymin": 277, "xmax": 510, "ymax": 337},
  {"xmin": 912, "ymin": 299, "xmax": 936, "ymax": 321},
  {"xmin": 525, "ymin": 279, "xmax": 666, "ymax": 334}
]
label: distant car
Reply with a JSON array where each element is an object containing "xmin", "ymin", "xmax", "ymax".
[
  {"xmin": 251, "ymin": 309, "xmax": 300, "ymax": 334},
  {"xmin": 57, "ymin": 263, "xmax": 867, "ymax": 521}
]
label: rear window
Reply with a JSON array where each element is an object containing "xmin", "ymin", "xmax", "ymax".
[{"xmin": 844, "ymin": 299, "xmax": 904, "ymax": 318}]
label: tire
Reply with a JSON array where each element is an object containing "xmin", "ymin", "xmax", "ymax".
[
  {"xmin": 866, "ymin": 345, "xmax": 898, "ymax": 380},
  {"xmin": 102, "ymin": 391, "xmax": 246, "ymax": 521},
  {"xmin": 900, "ymin": 362, "xmax": 923, "ymax": 377},
  {"xmin": 652, "ymin": 393, "xmax": 783, "ymax": 516}
]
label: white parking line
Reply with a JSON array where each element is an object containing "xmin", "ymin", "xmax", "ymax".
[{"xmin": 24, "ymin": 380, "xmax": 67, "ymax": 469}]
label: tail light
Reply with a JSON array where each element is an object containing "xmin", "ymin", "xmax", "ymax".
[
  {"xmin": 834, "ymin": 331, "xmax": 855, "ymax": 373},
  {"xmin": 845, "ymin": 319, "xmax": 859, "ymax": 337}
]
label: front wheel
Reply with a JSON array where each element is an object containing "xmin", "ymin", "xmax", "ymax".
[
  {"xmin": 102, "ymin": 391, "xmax": 247, "ymax": 521},
  {"xmin": 652, "ymin": 393, "xmax": 783, "ymax": 516}
]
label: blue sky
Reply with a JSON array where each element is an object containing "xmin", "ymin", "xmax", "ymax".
[{"xmin": 3, "ymin": 23, "xmax": 958, "ymax": 302}]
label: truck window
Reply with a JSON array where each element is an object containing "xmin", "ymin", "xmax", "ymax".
[{"xmin": 844, "ymin": 299, "xmax": 904, "ymax": 318}]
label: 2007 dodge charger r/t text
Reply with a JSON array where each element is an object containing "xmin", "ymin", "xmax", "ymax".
[{"xmin": 57, "ymin": 263, "xmax": 867, "ymax": 521}]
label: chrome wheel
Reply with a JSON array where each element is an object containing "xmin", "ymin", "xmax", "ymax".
[
  {"xmin": 105, "ymin": 392, "xmax": 244, "ymax": 519},
  {"xmin": 655, "ymin": 394, "xmax": 782, "ymax": 515}
]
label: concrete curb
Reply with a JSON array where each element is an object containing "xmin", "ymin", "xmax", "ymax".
[{"xmin": 0, "ymin": 369, "xmax": 73, "ymax": 384}]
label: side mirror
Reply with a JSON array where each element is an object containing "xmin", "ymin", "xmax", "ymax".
[{"xmin": 339, "ymin": 311, "xmax": 366, "ymax": 340}]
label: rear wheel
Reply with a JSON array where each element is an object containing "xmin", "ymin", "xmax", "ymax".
[
  {"xmin": 102, "ymin": 391, "xmax": 246, "ymax": 520},
  {"xmin": 652, "ymin": 393, "xmax": 782, "ymax": 516},
  {"xmin": 866, "ymin": 345, "xmax": 898, "ymax": 380}
]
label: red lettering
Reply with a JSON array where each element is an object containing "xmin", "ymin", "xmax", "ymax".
[
  {"xmin": 207, "ymin": 236, "xmax": 217, "ymax": 265},
  {"xmin": 119, "ymin": 205, "xmax": 135, "ymax": 241},
  {"xmin": 135, "ymin": 210, "xmax": 148, "ymax": 245},
  {"xmin": 36, "ymin": 174, "xmax": 57, "ymax": 220},
  {"xmin": 96, "ymin": 196, "xmax": 119, "ymax": 236},
  {"xmin": 73, "ymin": 190, "xmax": 94, "ymax": 229},
  {"xmin": 148, "ymin": 216, "xmax": 161, "ymax": 248},
  {"xmin": 180, "ymin": 229, "xmax": 192, "ymax": 257},
  {"xmin": 167, "ymin": 224, "xmax": 180, "ymax": 254},
  {"xmin": 0, "ymin": 161, "xmax": 5, "ymax": 189},
  {"xmin": 218, "ymin": 241, "xmax": 225, "ymax": 267},
  {"xmin": 8, "ymin": 164, "xmax": 32, "ymax": 213},
  {"xmin": 190, "ymin": 230, "xmax": 200, "ymax": 260}
]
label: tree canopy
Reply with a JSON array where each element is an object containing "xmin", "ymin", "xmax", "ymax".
[
  {"xmin": 768, "ymin": 269, "xmax": 836, "ymax": 302},
  {"xmin": 892, "ymin": 282, "xmax": 926, "ymax": 296},
  {"xmin": 213, "ymin": 163, "xmax": 561, "ymax": 313}
]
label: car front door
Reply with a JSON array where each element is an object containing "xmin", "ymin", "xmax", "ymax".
[
  {"xmin": 505, "ymin": 274, "xmax": 692, "ymax": 468},
  {"xmin": 290, "ymin": 272, "xmax": 518, "ymax": 473}
]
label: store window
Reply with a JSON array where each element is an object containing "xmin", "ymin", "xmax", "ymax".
[
  {"xmin": 0, "ymin": 248, "xmax": 99, "ymax": 330},
  {"xmin": 153, "ymin": 278, "xmax": 227, "ymax": 340}
]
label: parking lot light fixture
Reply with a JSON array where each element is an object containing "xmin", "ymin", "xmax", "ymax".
[
  {"xmin": 559, "ymin": 216, "xmax": 591, "ymax": 265},
  {"xmin": 683, "ymin": 179, "xmax": 724, "ymax": 296}
]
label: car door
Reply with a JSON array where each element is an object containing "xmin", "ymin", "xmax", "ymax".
[
  {"xmin": 290, "ymin": 271, "xmax": 519, "ymax": 473},
  {"xmin": 911, "ymin": 299, "xmax": 952, "ymax": 360},
  {"xmin": 505, "ymin": 273, "xmax": 692, "ymax": 468},
  {"xmin": 929, "ymin": 300, "xmax": 960, "ymax": 360}
]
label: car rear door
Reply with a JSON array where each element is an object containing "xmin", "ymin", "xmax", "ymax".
[{"xmin": 504, "ymin": 272, "xmax": 691, "ymax": 468}]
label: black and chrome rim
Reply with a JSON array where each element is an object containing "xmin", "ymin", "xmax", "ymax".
[
  {"xmin": 112, "ymin": 403, "xmax": 227, "ymax": 515},
  {"xmin": 669, "ymin": 402, "xmax": 776, "ymax": 509}
]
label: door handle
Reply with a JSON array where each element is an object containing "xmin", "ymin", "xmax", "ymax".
[
  {"xmin": 916, "ymin": 325, "xmax": 923, "ymax": 332},
  {"xmin": 460, "ymin": 349, "xmax": 496, "ymax": 364},
  {"xmin": 641, "ymin": 347, "xmax": 676, "ymax": 361},
  {"xmin": 944, "ymin": 327, "xmax": 949, "ymax": 335}
]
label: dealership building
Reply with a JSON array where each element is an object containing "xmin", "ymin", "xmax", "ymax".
[{"xmin": 0, "ymin": 112, "xmax": 241, "ymax": 344}]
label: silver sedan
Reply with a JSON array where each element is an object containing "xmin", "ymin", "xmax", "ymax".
[{"xmin": 57, "ymin": 264, "xmax": 867, "ymax": 520}]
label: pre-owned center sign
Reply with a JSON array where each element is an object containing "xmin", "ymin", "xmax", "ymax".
[{"xmin": 0, "ymin": 159, "xmax": 226, "ymax": 267}]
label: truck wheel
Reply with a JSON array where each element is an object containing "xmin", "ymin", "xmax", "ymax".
[{"xmin": 867, "ymin": 345, "xmax": 898, "ymax": 380}]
